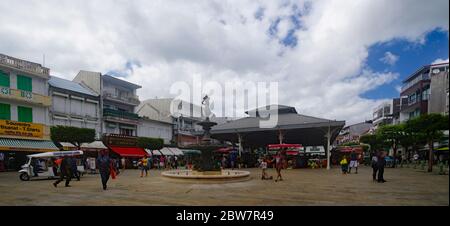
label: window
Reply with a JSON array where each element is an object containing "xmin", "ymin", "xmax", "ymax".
[
  {"xmin": 18, "ymin": 106, "xmax": 33, "ymax": 122},
  {"xmin": 0, "ymin": 103, "xmax": 11, "ymax": 120},
  {"xmin": 17, "ymin": 75, "xmax": 32, "ymax": 92},
  {"xmin": 0, "ymin": 70, "xmax": 10, "ymax": 87}
]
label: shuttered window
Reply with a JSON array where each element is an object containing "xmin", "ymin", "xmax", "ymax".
[
  {"xmin": 18, "ymin": 106, "xmax": 33, "ymax": 122},
  {"xmin": 17, "ymin": 75, "xmax": 32, "ymax": 92},
  {"xmin": 0, "ymin": 70, "xmax": 9, "ymax": 87},
  {"xmin": 0, "ymin": 103, "xmax": 11, "ymax": 120}
]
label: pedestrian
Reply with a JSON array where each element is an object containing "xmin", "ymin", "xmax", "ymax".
[
  {"xmin": 173, "ymin": 155, "xmax": 178, "ymax": 169},
  {"xmin": 121, "ymin": 157, "xmax": 126, "ymax": 170},
  {"xmin": 53, "ymin": 157, "xmax": 72, "ymax": 188},
  {"xmin": 140, "ymin": 155, "xmax": 149, "ymax": 177},
  {"xmin": 348, "ymin": 151, "xmax": 359, "ymax": 174},
  {"xmin": 97, "ymin": 150, "xmax": 111, "ymax": 190},
  {"xmin": 159, "ymin": 155, "xmax": 165, "ymax": 169},
  {"xmin": 71, "ymin": 156, "xmax": 80, "ymax": 181},
  {"xmin": 275, "ymin": 151, "xmax": 283, "ymax": 182},
  {"xmin": 260, "ymin": 157, "xmax": 272, "ymax": 180},
  {"xmin": 340, "ymin": 155, "xmax": 348, "ymax": 175},
  {"xmin": 377, "ymin": 151, "xmax": 387, "ymax": 183},
  {"xmin": 371, "ymin": 152, "xmax": 378, "ymax": 181}
]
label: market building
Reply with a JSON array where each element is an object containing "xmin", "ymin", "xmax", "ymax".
[
  {"xmin": 209, "ymin": 105, "xmax": 345, "ymax": 169},
  {"xmin": 0, "ymin": 53, "xmax": 58, "ymax": 171}
]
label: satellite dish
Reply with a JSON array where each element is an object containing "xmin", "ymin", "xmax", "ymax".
[{"xmin": 432, "ymin": 68, "xmax": 440, "ymax": 74}]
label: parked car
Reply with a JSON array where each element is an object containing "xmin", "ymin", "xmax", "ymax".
[{"xmin": 384, "ymin": 156, "xmax": 394, "ymax": 168}]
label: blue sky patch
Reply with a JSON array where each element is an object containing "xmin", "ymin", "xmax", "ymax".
[{"xmin": 361, "ymin": 29, "xmax": 449, "ymax": 100}]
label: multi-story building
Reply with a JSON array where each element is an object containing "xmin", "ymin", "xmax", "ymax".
[
  {"xmin": 48, "ymin": 76, "xmax": 101, "ymax": 138},
  {"xmin": 399, "ymin": 65, "xmax": 432, "ymax": 122},
  {"xmin": 136, "ymin": 117, "xmax": 173, "ymax": 145},
  {"xmin": 0, "ymin": 53, "xmax": 58, "ymax": 170},
  {"xmin": 335, "ymin": 121, "xmax": 373, "ymax": 145},
  {"xmin": 137, "ymin": 98, "xmax": 203, "ymax": 147},
  {"xmin": 372, "ymin": 97, "xmax": 408, "ymax": 128},
  {"xmin": 73, "ymin": 70, "xmax": 141, "ymax": 136},
  {"xmin": 428, "ymin": 63, "xmax": 449, "ymax": 115}
]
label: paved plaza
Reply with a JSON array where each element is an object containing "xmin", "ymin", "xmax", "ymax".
[{"xmin": 0, "ymin": 166, "xmax": 448, "ymax": 206}]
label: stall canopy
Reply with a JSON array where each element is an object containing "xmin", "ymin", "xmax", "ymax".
[
  {"xmin": 152, "ymin": 150, "xmax": 162, "ymax": 155},
  {"xmin": 159, "ymin": 147, "xmax": 175, "ymax": 156},
  {"xmin": 167, "ymin": 147, "xmax": 184, "ymax": 156},
  {"xmin": 109, "ymin": 146, "xmax": 148, "ymax": 158},
  {"xmin": 59, "ymin": 142, "xmax": 76, "ymax": 150},
  {"xmin": 181, "ymin": 149, "xmax": 201, "ymax": 155},
  {"xmin": 81, "ymin": 141, "xmax": 108, "ymax": 150}
]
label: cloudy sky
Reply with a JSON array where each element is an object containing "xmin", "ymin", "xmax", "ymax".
[{"xmin": 0, "ymin": 0, "xmax": 448, "ymax": 125}]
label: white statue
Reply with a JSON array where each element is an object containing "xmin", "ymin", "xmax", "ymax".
[{"xmin": 202, "ymin": 95, "xmax": 213, "ymax": 119}]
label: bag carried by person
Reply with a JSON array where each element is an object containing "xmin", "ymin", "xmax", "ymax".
[{"xmin": 110, "ymin": 165, "xmax": 116, "ymax": 179}]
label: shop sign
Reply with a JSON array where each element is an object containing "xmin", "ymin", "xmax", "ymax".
[{"xmin": 0, "ymin": 120, "xmax": 43, "ymax": 138}]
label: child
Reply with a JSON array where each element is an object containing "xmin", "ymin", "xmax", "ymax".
[
  {"xmin": 260, "ymin": 157, "xmax": 272, "ymax": 180},
  {"xmin": 340, "ymin": 155, "xmax": 348, "ymax": 174}
]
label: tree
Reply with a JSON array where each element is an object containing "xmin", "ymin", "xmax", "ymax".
[
  {"xmin": 359, "ymin": 134, "xmax": 386, "ymax": 154},
  {"xmin": 50, "ymin": 126, "xmax": 95, "ymax": 149},
  {"xmin": 137, "ymin": 137, "xmax": 164, "ymax": 150},
  {"xmin": 398, "ymin": 125, "xmax": 426, "ymax": 161},
  {"xmin": 376, "ymin": 124, "xmax": 405, "ymax": 168},
  {"xmin": 405, "ymin": 113, "xmax": 449, "ymax": 172}
]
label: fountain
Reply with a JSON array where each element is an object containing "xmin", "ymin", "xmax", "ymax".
[{"xmin": 162, "ymin": 95, "xmax": 251, "ymax": 181}]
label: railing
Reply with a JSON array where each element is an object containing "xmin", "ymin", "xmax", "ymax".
[
  {"xmin": 0, "ymin": 53, "xmax": 49, "ymax": 77},
  {"xmin": 103, "ymin": 108, "xmax": 139, "ymax": 120},
  {"xmin": 103, "ymin": 91, "xmax": 140, "ymax": 105},
  {"xmin": 401, "ymin": 74, "xmax": 430, "ymax": 93},
  {"xmin": 0, "ymin": 86, "xmax": 51, "ymax": 106}
]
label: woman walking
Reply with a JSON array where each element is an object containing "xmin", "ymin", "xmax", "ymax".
[{"xmin": 275, "ymin": 151, "xmax": 284, "ymax": 182}]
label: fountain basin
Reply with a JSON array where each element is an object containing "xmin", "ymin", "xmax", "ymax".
[{"xmin": 162, "ymin": 170, "xmax": 250, "ymax": 180}]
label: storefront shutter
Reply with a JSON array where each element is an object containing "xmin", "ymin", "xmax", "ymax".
[
  {"xmin": 18, "ymin": 106, "xmax": 33, "ymax": 122},
  {"xmin": 0, "ymin": 103, "xmax": 11, "ymax": 120},
  {"xmin": 17, "ymin": 75, "xmax": 32, "ymax": 92},
  {"xmin": 0, "ymin": 70, "xmax": 10, "ymax": 87}
]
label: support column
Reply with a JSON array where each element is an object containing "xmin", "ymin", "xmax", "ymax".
[
  {"xmin": 278, "ymin": 129, "xmax": 284, "ymax": 144},
  {"xmin": 326, "ymin": 125, "xmax": 331, "ymax": 170},
  {"xmin": 237, "ymin": 133, "xmax": 243, "ymax": 157}
]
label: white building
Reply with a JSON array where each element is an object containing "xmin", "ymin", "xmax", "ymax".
[
  {"xmin": 137, "ymin": 117, "xmax": 173, "ymax": 144},
  {"xmin": 73, "ymin": 70, "xmax": 141, "ymax": 136},
  {"xmin": 48, "ymin": 76, "xmax": 102, "ymax": 138}
]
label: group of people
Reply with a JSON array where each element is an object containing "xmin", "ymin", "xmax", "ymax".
[
  {"xmin": 339, "ymin": 151, "xmax": 360, "ymax": 175},
  {"xmin": 260, "ymin": 151, "xmax": 286, "ymax": 182},
  {"xmin": 371, "ymin": 151, "xmax": 387, "ymax": 183},
  {"xmin": 52, "ymin": 150, "xmax": 115, "ymax": 190}
]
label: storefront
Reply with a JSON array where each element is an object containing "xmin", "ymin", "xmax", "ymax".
[{"xmin": 0, "ymin": 120, "xmax": 58, "ymax": 171}]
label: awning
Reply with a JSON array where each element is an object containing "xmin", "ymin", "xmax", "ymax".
[
  {"xmin": 109, "ymin": 146, "xmax": 147, "ymax": 158},
  {"xmin": 0, "ymin": 138, "xmax": 58, "ymax": 152},
  {"xmin": 181, "ymin": 149, "xmax": 201, "ymax": 155},
  {"xmin": 59, "ymin": 142, "xmax": 76, "ymax": 148},
  {"xmin": 167, "ymin": 147, "xmax": 184, "ymax": 156},
  {"xmin": 81, "ymin": 141, "xmax": 107, "ymax": 150},
  {"xmin": 152, "ymin": 150, "xmax": 162, "ymax": 155},
  {"xmin": 159, "ymin": 147, "xmax": 175, "ymax": 156}
]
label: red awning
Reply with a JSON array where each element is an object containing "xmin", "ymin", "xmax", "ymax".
[
  {"xmin": 109, "ymin": 146, "xmax": 148, "ymax": 158},
  {"xmin": 286, "ymin": 151, "xmax": 299, "ymax": 155}
]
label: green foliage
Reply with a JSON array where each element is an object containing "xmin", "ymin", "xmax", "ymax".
[
  {"xmin": 359, "ymin": 134, "xmax": 388, "ymax": 153},
  {"xmin": 50, "ymin": 126, "xmax": 95, "ymax": 148},
  {"xmin": 137, "ymin": 137, "xmax": 164, "ymax": 150}
]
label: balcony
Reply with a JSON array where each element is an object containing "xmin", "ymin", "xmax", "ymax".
[
  {"xmin": 0, "ymin": 54, "xmax": 50, "ymax": 79},
  {"xmin": 102, "ymin": 91, "xmax": 140, "ymax": 105},
  {"xmin": 103, "ymin": 108, "xmax": 140, "ymax": 125},
  {"xmin": 401, "ymin": 74, "xmax": 430, "ymax": 93},
  {"xmin": 0, "ymin": 86, "xmax": 51, "ymax": 106}
]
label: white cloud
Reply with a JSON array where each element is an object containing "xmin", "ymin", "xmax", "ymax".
[
  {"xmin": 0, "ymin": 0, "xmax": 448, "ymax": 125},
  {"xmin": 380, "ymin": 52, "xmax": 399, "ymax": 65},
  {"xmin": 395, "ymin": 85, "xmax": 402, "ymax": 93},
  {"xmin": 432, "ymin": 58, "xmax": 449, "ymax": 64}
]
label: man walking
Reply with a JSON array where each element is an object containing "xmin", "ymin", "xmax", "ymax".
[
  {"xmin": 53, "ymin": 157, "xmax": 72, "ymax": 188},
  {"xmin": 97, "ymin": 150, "xmax": 111, "ymax": 190},
  {"xmin": 377, "ymin": 151, "xmax": 387, "ymax": 183},
  {"xmin": 348, "ymin": 151, "xmax": 359, "ymax": 174},
  {"xmin": 371, "ymin": 152, "xmax": 378, "ymax": 181}
]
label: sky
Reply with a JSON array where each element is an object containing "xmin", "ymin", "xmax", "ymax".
[{"xmin": 0, "ymin": 0, "xmax": 448, "ymax": 125}]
